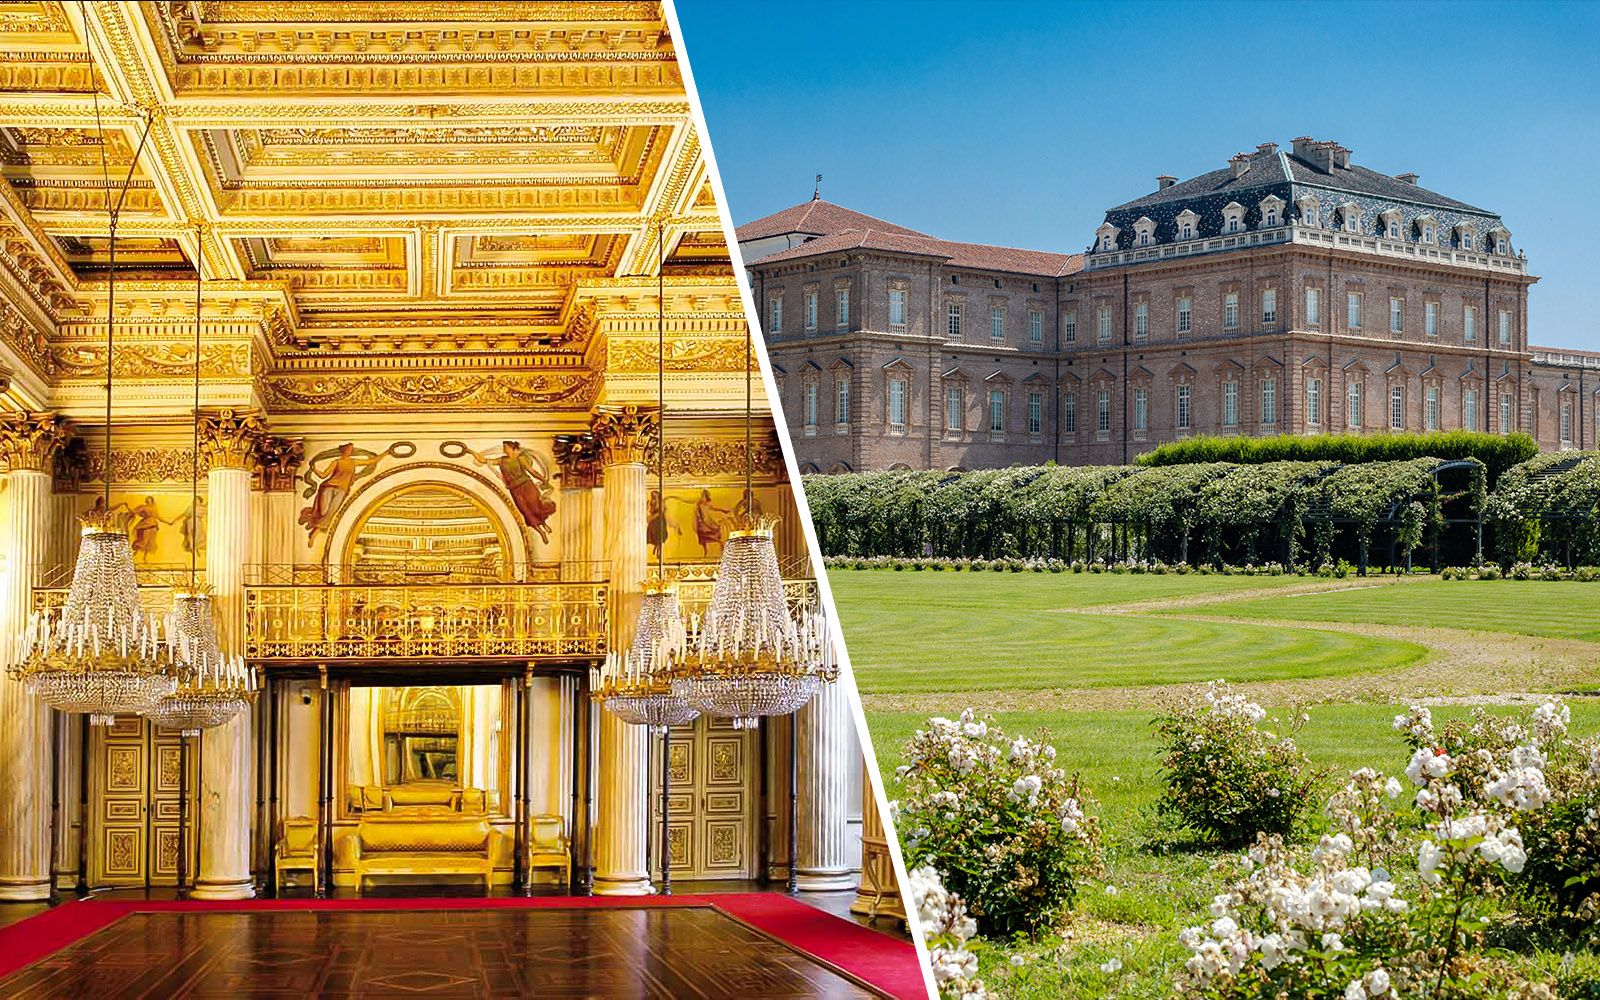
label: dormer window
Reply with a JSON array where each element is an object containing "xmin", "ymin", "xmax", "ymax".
[
  {"xmin": 1133, "ymin": 216, "xmax": 1156, "ymax": 247},
  {"xmin": 1175, "ymin": 209, "xmax": 1199, "ymax": 241},
  {"xmin": 1380, "ymin": 208, "xmax": 1404, "ymax": 240},
  {"xmin": 1222, "ymin": 202, "xmax": 1245, "ymax": 234},
  {"xmin": 1489, "ymin": 226, "xmax": 1510, "ymax": 255},
  {"xmin": 1296, "ymin": 196, "xmax": 1320, "ymax": 228},
  {"xmin": 1096, "ymin": 222, "xmax": 1119, "ymax": 252},
  {"xmin": 1338, "ymin": 202, "xmax": 1362, "ymax": 233},
  {"xmin": 1455, "ymin": 223, "xmax": 1475, "ymax": 251},
  {"xmin": 1259, "ymin": 195, "xmax": 1285, "ymax": 229},
  {"xmin": 1415, "ymin": 214, "xmax": 1437, "ymax": 245}
]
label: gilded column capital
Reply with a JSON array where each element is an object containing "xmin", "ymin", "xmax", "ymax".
[
  {"xmin": 0, "ymin": 411, "xmax": 72, "ymax": 474},
  {"xmin": 589, "ymin": 404, "xmax": 660, "ymax": 467},
  {"xmin": 197, "ymin": 407, "xmax": 270, "ymax": 472},
  {"xmin": 258, "ymin": 436, "xmax": 305, "ymax": 493},
  {"xmin": 552, "ymin": 432, "xmax": 603, "ymax": 490}
]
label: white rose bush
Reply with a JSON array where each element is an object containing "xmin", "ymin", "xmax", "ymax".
[
  {"xmin": 894, "ymin": 710, "xmax": 1102, "ymax": 939},
  {"xmin": 1175, "ymin": 698, "xmax": 1593, "ymax": 999},
  {"xmin": 909, "ymin": 865, "xmax": 989, "ymax": 1000}
]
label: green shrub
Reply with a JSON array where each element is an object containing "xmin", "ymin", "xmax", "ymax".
[{"xmin": 1136, "ymin": 430, "xmax": 1535, "ymax": 483}]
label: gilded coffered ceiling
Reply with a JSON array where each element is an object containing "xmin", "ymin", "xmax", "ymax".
[{"xmin": 0, "ymin": 0, "xmax": 746, "ymax": 415}]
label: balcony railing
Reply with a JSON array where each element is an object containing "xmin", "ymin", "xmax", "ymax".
[{"xmin": 242, "ymin": 582, "xmax": 608, "ymax": 663}]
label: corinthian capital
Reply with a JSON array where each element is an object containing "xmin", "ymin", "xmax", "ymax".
[
  {"xmin": 259, "ymin": 435, "xmax": 305, "ymax": 492},
  {"xmin": 0, "ymin": 411, "xmax": 72, "ymax": 473},
  {"xmin": 589, "ymin": 404, "xmax": 660, "ymax": 467},
  {"xmin": 552, "ymin": 432, "xmax": 603, "ymax": 489},
  {"xmin": 197, "ymin": 407, "xmax": 269, "ymax": 471}
]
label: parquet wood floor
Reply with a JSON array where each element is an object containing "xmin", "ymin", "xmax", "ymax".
[{"xmin": 0, "ymin": 906, "xmax": 882, "ymax": 998}]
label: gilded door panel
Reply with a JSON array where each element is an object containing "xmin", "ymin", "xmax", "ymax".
[
  {"xmin": 89, "ymin": 717, "xmax": 195, "ymax": 888},
  {"xmin": 653, "ymin": 716, "xmax": 755, "ymax": 879}
]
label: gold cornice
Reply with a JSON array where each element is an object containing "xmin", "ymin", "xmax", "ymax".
[
  {"xmin": 589, "ymin": 402, "xmax": 659, "ymax": 466},
  {"xmin": 0, "ymin": 409, "xmax": 71, "ymax": 473}
]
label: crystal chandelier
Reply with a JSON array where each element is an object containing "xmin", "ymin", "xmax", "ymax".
[
  {"xmin": 147, "ymin": 237, "xmax": 256, "ymax": 736},
  {"xmin": 5, "ymin": 106, "xmax": 192, "ymax": 725},
  {"xmin": 592, "ymin": 215, "xmax": 697, "ymax": 735},
  {"xmin": 668, "ymin": 284, "xmax": 838, "ymax": 729},
  {"xmin": 673, "ymin": 519, "xmax": 837, "ymax": 729}
]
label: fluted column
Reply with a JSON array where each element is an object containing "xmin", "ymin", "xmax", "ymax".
[
  {"xmin": 590, "ymin": 405, "xmax": 659, "ymax": 896},
  {"xmin": 0, "ymin": 413, "xmax": 70, "ymax": 901},
  {"xmin": 796, "ymin": 677, "xmax": 855, "ymax": 890},
  {"xmin": 191, "ymin": 409, "xmax": 266, "ymax": 900}
]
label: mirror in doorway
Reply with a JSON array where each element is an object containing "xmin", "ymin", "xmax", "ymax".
[{"xmin": 345, "ymin": 684, "xmax": 509, "ymax": 817}]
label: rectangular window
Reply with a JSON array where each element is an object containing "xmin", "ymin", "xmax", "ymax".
[
  {"xmin": 1133, "ymin": 387, "xmax": 1149, "ymax": 432},
  {"xmin": 803, "ymin": 381, "xmax": 818, "ymax": 429},
  {"xmin": 1027, "ymin": 391, "xmax": 1043, "ymax": 435},
  {"xmin": 1426, "ymin": 301, "xmax": 1439, "ymax": 338},
  {"xmin": 1062, "ymin": 392, "xmax": 1077, "ymax": 434},
  {"xmin": 1176, "ymin": 384, "xmax": 1192, "ymax": 430},
  {"xmin": 1500, "ymin": 393, "xmax": 1513, "ymax": 435},
  {"xmin": 1498, "ymin": 309, "xmax": 1512, "ymax": 346},
  {"xmin": 947, "ymin": 301, "xmax": 962, "ymax": 338},
  {"xmin": 888, "ymin": 379, "xmax": 908, "ymax": 427},
  {"xmin": 1260, "ymin": 378, "xmax": 1278, "ymax": 425},
  {"xmin": 1560, "ymin": 399, "xmax": 1573, "ymax": 445},
  {"xmin": 1097, "ymin": 305, "xmax": 1112, "ymax": 342},
  {"xmin": 1134, "ymin": 302, "xmax": 1149, "ymax": 341},
  {"xmin": 1426, "ymin": 386, "xmax": 1440, "ymax": 430},
  {"xmin": 1390, "ymin": 296, "xmax": 1404, "ymax": 334},
  {"xmin": 945, "ymin": 385, "xmax": 963, "ymax": 432},
  {"xmin": 1262, "ymin": 288, "xmax": 1277, "ymax": 326},
  {"xmin": 1223, "ymin": 381, "xmax": 1239, "ymax": 427},
  {"xmin": 1464, "ymin": 306, "xmax": 1478, "ymax": 343},
  {"xmin": 991, "ymin": 305, "xmax": 1005, "ymax": 341},
  {"xmin": 1463, "ymin": 388, "xmax": 1479, "ymax": 430},
  {"xmin": 1390, "ymin": 384, "xmax": 1404, "ymax": 429},
  {"xmin": 1347, "ymin": 380, "xmax": 1362, "ymax": 428},
  {"xmin": 835, "ymin": 378, "xmax": 850, "ymax": 425},
  {"xmin": 1062, "ymin": 311, "xmax": 1077, "ymax": 344},
  {"xmin": 835, "ymin": 287, "xmax": 850, "ymax": 330},
  {"xmin": 1347, "ymin": 291, "xmax": 1362, "ymax": 330},
  {"xmin": 989, "ymin": 389, "xmax": 1005, "ymax": 433},
  {"xmin": 888, "ymin": 288, "xmax": 905, "ymax": 330},
  {"xmin": 1176, "ymin": 297, "xmax": 1192, "ymax": 335},
  {"xmin": 1224, "ymin": 291, "xmax": 1239, "ymax": 330},
  {"xmin": 1028, "ymin": 309, "xmax": 1042, "ymax": 344},
  {"xmin": 804, "ymin": 290, "xmax": 818, "ymax": 331},
  {"xmin": 769, "ymin": 297, "xmax": 783, "ymax": 335},
  {"xmin": 1305, "ymin": 286, "xmax": 1321, "ymax": 326},
  {"xmin": 1307, "ymin": 378, "xmax": 1323, "ymax": 426},
  {"xmin": 1096, "ymin": 389, "xmax": 1111, "ymax": 433}
]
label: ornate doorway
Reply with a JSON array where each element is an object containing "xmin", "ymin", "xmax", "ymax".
[
  {"xmin": 654, "ymin": 716, "xmax": 758, "ymax": 880},
  {"xmin": 88, "ymin": 716, "xmax": 195, "ymax": 888}
]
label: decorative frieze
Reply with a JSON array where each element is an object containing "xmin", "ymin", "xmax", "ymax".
[
  {"xmin": 259, "ymin": 371, "xmax": 597, "ymax": 412},
  {"xmin": 652, "ymin": 433, "xmax": 785, "ymax": 480}
]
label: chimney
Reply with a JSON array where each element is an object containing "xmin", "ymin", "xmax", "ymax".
[
  {"xmin": 1157, "ymin": 174, "xmax": 1177, "ymax": 190},
  {"xmin": 1229, "ymin": 153, "xmax": 1250, "ymax": 179},
  {"xmin": 1396, "ymin": 172, "xmax": 1419, "ymax": 185},
  {"xmin": 1255, "ymin": 142, "xmax": 1279, "ymax": 158},
  {"xmin": 1331, "ymin": 145, "xmax": 1351, "ymax": 169},
  {"xmin": 1291, "ymin": 136, "xmax": 1315, "ymax": 159}
]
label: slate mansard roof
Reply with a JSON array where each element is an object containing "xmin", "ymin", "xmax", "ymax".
[{"xmin": 1095, "ymin": 137, "xmax": 1514, "ymax": 256}]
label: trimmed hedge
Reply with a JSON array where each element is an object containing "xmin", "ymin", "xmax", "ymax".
[{"xmin": 1135, "ymin": 431, "xmax": 1536, "ymax": 484}]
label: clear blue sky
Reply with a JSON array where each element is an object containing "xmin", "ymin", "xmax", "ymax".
[{"xmin": 676, "ymin": 0, "xmax": 1600, "ymax": 350}]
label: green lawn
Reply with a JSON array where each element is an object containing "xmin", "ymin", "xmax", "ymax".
[
  {"xmin": 829, "ymin": 570, "xmax": 1427, "ymax": 693},
  {"xmin": 1182, "ymin": 578, "xmax": 1600, "ymax": 642}
]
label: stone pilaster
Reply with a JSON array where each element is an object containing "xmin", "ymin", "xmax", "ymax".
[
  {"xmin": 189, "ymin": 412, "xmax": 264, "ymax": 900},
  {"xmin": 590, "ymin": 404, "xmax": 658, "ymax": 896},
  {"xmin": 0, "ymin": 412, "xmax": 70, "ymax": 901},
  {"xmin": 796, "ymin": 678, "xmax": 856, "ymax": 890}
]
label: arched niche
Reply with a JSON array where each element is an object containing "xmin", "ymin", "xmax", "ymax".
[{"xmin": 323, "ymin": 462, "xmax": 534, "ymax": 582}]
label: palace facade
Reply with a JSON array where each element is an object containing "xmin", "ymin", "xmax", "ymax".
[
  {"xmin": 741, "ymin": 138, "xmax": 1594, "ymax": 472},
  {"xmin": 0, "ymin": 8, "xmax": 913, "ymax": 997}
]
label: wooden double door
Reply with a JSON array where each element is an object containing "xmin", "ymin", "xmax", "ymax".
[
  {"xmin": 89, "ymin": 716, "xmax": 196, "ymax": 887},
  {"xmin": 652, "ymin": 716, "xmax": 758, "ymax": 880}
]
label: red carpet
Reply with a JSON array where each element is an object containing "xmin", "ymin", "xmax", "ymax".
[{"xmin": 0, "ymin": 894, "xmax": 928, "ymax": 999}]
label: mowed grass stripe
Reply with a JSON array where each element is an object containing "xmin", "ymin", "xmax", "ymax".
[
  {"xmin": 1180, "ymin": 579, "xmax": 1600, "ymax": 643},
  {"xmin": 829, "ymin": 570, "xmax": 1427, "ymax": 694}
]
